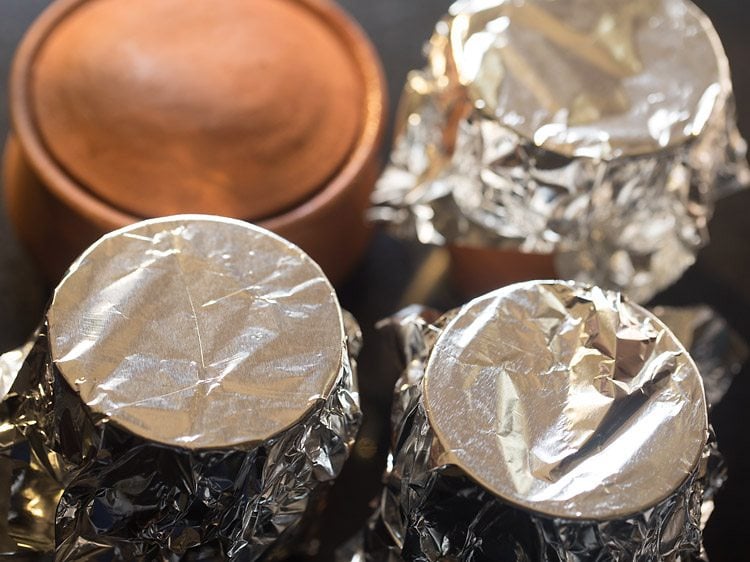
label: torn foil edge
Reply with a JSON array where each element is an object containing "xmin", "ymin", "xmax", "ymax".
[
  {"xmin": 370, "ymin": 11, "xmax": 750, "ymax": 304},
  {"xmin": 0, "ymin": 311, "xmax": 362, "ymax": 560},
  {"xmin": 341, "ymin": 304, "xmax": 729, "ymax": 561}
]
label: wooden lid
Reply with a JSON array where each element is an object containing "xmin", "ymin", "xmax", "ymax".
[{"xmin": 28, "ymin": 0, "xmax": 364, "ymax": 220}]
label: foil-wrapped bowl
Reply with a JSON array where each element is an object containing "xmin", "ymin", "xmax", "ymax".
[
  {"xmin": 371, "ymin": 0, "xmax": 749, "ymax": 302},
  {"xmin": 346, "ymin": 281, "xmax": 722, "ymax": 561},
  {"xmin": 0, "ymin": 215, "xmax": 362, "ymax": 560},
  {"xmin": 653, "ymin": 304, "xmax": 747, "ymax": 408}
]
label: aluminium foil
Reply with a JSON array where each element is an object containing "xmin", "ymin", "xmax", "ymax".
[
  {"xmin": 0, "ymin": 215, "xmax": 362, "ymax": 560},
  {"xmin": 346, "ymin": 282, "xmax": 724, "ymax": 561},
  {"xmin": 371, "ymin": 0, "xmax": 749, "ymax": 303}
]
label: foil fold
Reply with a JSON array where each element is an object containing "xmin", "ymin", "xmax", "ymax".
[
  {"xmin": 371, "ymin": 0, "xmax": 750, "ymax": 303},
  {"xmin": 345, "ymin": 286, "xmax": 725, "ymax": 561},
  {"xmin": 0, "ymin": 214, "xmax": 364, "ymax": 562},
  {"xmin": 653, "ymin": 305, "xmax": 747, "ymax": 408},
  {"xmin": 0, "ymin": 337, "xmax": 58, "ymax": 559},
  {"xmin": 0, "ymin": 318, "xmax": 361, "ymax": 560}
]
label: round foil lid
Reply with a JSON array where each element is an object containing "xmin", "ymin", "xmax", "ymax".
[
  {"xmin": 30, "ymin": 0, "xmax": 363, "ymax": 220},
  {"xmin": 47, "ymin": 215, "xmax": 345, "ymax": 449},
  {"xmin": 423, "ymin": 281, "xmax": 708, "ymax": 520},
  {"xmin": 448, "ymin": 0, "xmax": 728, "ymax": 157}
]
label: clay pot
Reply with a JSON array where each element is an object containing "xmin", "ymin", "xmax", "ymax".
[
  {"xmin": 449, "ymin": 245, "xmax": 558, "ymax": 298},
  {"xmin": 4, "ymin": 0, "xmax": 386, "ymax": 284}
]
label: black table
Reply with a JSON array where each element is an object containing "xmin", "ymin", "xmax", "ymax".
[{"xmin": 1, "ymin": 2, "xmax": 749, "ymax": 560}]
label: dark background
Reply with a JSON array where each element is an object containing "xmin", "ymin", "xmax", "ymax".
[{"xmin": 1, "ymin": 1, "xmax": 749, "ymax": 560}]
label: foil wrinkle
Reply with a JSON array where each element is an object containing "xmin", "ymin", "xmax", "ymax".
[
  {"xmin": 0, "ymin": 216, "xmax": 363, "ymax": 560},
  {"xmin": 346, "ymin": 281, "xmax": 723, "ymax": 561},
  {"xmin": 371, "ymin": 0, "xmax": 750, "ymax": 302}
]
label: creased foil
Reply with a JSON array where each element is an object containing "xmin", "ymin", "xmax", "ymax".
[
  {"xmin": 0, "ymin": 215, "xmax": 362, "ymax": 560},
  {"xmin": 653, "ymin": 305, "xmax": 747, "ymax": 408},
  {"xmin": 371, "ymin": 0, "xmax": 750, "ymax": 303},
  {"xmin": 0, "ymin": 338, "xmax": 58, "ymax": 560},
  {"xmin": 346, "ymin": 282, "xmax": 723, "ymax": 561}
]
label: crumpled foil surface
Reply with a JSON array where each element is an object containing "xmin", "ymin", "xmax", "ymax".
[
  {"xmin": 653, "ymin": 305, "xmax": 747, "ymax": 408},
  {"xmin": 0, "ymin": 215, "xmax": 363, "ymax": 560},
  {"xmin": 0, "ymin": 338, "xmax": 58, "ymax": 560},
  {"xmin": 371, "ymin": 0, "xmax": 750, "ymax": 303},
  {"xmin": 344, "ymin": 282, "xmax": 725, "ymax": 561}
]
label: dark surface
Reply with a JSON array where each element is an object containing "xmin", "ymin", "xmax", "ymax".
[{"xmin": 1, "ymin": 1, "xmax": 749, "ymax": 561}]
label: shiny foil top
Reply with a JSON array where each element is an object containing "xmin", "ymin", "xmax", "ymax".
[
  {"xmin": 372, "ymin": 0, "xmax": 748, "ymax": 302},
  {"xmin": 424, "ymin": 281, "xmax": 708, "ymax": 520},
  {"xmin": 47, "ymin": 215, "xmax": 344, "ymax": 450},
  {"xmin": 447, "ymin": 0, "xmax": 727, "ymax": 157}
]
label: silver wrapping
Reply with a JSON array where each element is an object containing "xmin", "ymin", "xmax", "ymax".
[
  {"xmin": 653, "ymin": 305, "xmax": 747, "ymax": 408},
  {"xmin": 0, "ymin": 337, "xmax": 58, "ymax": 560},
  {"xmin": 371, "ymin": 0, "xmax": 750, "ymax": 303},
  {"xmin": 0, "ymin": 215, "xmax": 362, "ymax": 560},
  {"xmin": 347, "ymin": 281, "xmax": 722, "ymax": 561},
  {"xmin": 0, "ymin": 342, "xmax": 32, "ymax": 399}
]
